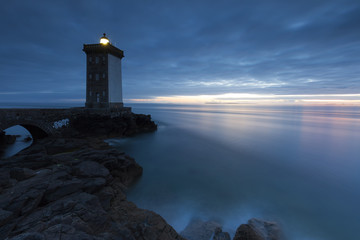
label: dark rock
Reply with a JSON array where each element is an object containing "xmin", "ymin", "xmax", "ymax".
[
  {"xmin": 0, "ymin": 136, "xmax": 186, "ymax": 240},
  {"xmin": 233, "ymin": 224, "xmax": 262, "ymax": 240},
  {"xmin": 1, "ymin": 134, "xmax": 15, "ymax": 145},
  {"xmin": 0, "ymin": 222, "xmax": 17, "ymax": 240},
  {"xmin": 233, "ymin": 218, "xmax": 283, "ymax": 240},
  {"xmin": 43, "ymin": 224, "xmax": 103, "ymax": 240},
  {"xmin": 2, "ymin": 153, "xmax": 52, "ymax": 170},
  {"xmin": 0, "ymin": 169, "xmax": 11, "ymax": 191},
  {"xmin": 10, "ymin": 168, "xmax": 36, "ymax": 181},
  {"xmin": 181, "ymin": 219, "xmax": 222, "ymax": 240},
  {"xmin": 5, "ymin": 135, "xmax": 16, "ymax": 144},
  {"xmin": 7, "ymin": 232, "xmax": 45, "ymax": 240},
  {"xmin": 68, "ymin": 112, "xmax": 157, "ymax": 139},
  {"xmin": 108, "ymin": 178, "xmax": 127, "ymax": 201},
  {"xmin": 95, "ymin": 186, "xmax": 115, "ymax": 211},
  {"xmin": 0, "ymin": 131, "xmax": 17, "ymax": 146},
  {"xmin": 110, "ymin": 200, "xmax": 185, "ymax": 240},
  {"xmin": 73, "ymin": 148, "xmax": 143, "ymax": 186},
  {"xmin": 11, "ymin": 192, "xmax": 110, "ymax": 236},
  {"xmin": 81, "ymin": 177, "xmax": 107, "ymax": 194},
  {"xmin": 0, "ymin": 169, "xmax": 51, "ymax": 216},
  {"xmin": 73, "ymin": 160, "xmax": 110, "ymax": 178},
  {"xmin": 43, "ymin": 177, "xmax": 83, "ymax": 204},
  {"xmin": 0, "ymin": 209, "xmax": 13, "ymax": 227},
  {"xmin": 213, "ymin": 227, "xmax": 231, "ymax": 240},
  {"xmin": 0, "ymin": 130, "xmax": 4, "ymax": 144},
  {"xmin": 44, "ymin": 138, "xmax": 84, "ymax": 155}
]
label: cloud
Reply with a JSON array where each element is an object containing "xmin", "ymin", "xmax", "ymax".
[
  {"xmin": 0, "ymin": 0, "xmax": 359, "ymax": 103},
  {"xmin": 127, "ymin": 93, "xmax": 360, "ymax": 105}
]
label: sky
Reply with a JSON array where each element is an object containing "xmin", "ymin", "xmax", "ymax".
[{"xmin": 0, "ymin": 0, "xmax": 359, "ymax": 105}]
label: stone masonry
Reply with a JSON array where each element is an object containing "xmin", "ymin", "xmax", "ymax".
[{"xmin": 0, "ymin": 107, "xmax": 131, "ymax": 140}]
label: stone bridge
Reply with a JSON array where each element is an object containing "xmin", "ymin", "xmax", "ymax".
[{"xmin": 0, "ymin": 107, "xmax": 131, "ymax": 140}]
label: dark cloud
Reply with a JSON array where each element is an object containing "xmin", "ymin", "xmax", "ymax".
[{"xmin": 0, "ymin": 0, "xmax": 359, "ymax": 102}]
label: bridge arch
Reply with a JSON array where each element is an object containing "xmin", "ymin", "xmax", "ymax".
[
  {"xmin": 17, "ymin": 124, "xmax": 48, "ymax": 140},
  {"xmin": 0, "ymin": 108, "xmax": 78, "ymax": 143},
  {"xmin": 1, "ymin": 120, "xmax": 54, "ymax": 141}
]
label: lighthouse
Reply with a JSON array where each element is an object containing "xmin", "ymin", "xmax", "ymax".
[{"xmin": 83, "ymin": 34, "xmax": 124, "ymax": 108}]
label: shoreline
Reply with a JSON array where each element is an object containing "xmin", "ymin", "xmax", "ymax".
[
  {"xmin": 0, "ymin": 111, "xmax": 283, "ymax": 240},
  {"xmin": 0, "ymin": 136, "xmax": 186, "ymax": 240}
]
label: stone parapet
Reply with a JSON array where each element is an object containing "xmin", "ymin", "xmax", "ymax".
[{"xmin": 0, "ymin": 107, "xmax": 136, "ymax": 140}]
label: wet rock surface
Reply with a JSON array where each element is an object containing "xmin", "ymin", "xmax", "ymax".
[
  {"xmin": 181, "ymin": 219, "xmax": 231, "ymax": 240},
  {"xmin": 233, "ymin": 218, "xmax": 284, "ymax": 240},
  {"xmin": 181, "ymin": 219, "xmax": 223, "ymax": 240},
  {"xmin": 180, "ymin": 217, "xmax": 284, "ymax": 240},
  {"xmin": 0, "ymin": 138, "xmax": 184, "ymax": 240}
]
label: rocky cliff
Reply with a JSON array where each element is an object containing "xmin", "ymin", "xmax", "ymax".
[
  {"xmin": 0, "ymin": 138, "xmax": 185, "ymax": 240},
  {"xmin": 61, "ymin": 111, "xmax": 158, "ymax": 139}
]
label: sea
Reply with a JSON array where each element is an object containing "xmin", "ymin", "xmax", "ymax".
[{"xmin": 2, "ymin": 103, "xmax": 360, "ymax": 240}]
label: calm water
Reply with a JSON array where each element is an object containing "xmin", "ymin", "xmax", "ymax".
[
  {"xmin": 107, "ymin": 104, "xmax": 360, "ymax": 240},
  {"xmin": 1, "ymin": 126, "xmax": 33, "ymax": 158},
  {"xmin": 2, "ymin": 103, "xmax": 360, "ymax": 239}
]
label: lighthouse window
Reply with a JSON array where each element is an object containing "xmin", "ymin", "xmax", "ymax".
[
  {"xmin": 95, "ymin": 57, "xmax": 99, "ymax": 64},
  {"xmin": 89, "ymin": 91, "xmax": 92, "ymax": 96},
  {"xmin": 96, "ymin": 93, "xmax": 100, "ymax": 102},
  {"xmin": 102, "ymin": 56, "xmax": 106, "ymax": 63},
  {"xmin": 89, "ymin": 57, "xmax": 92, "ymax": 63},
  {"xmin": 96, "ymin": 74, "xmax": 99, "ymax": 81},
  {"xmin": 103, "ymin": 91, "xmax": 105, "ymax": 96},
  {"xmin": 102, "ymin": 73, "xmax": 106, "ymax": 78},
  {"xmin": 89, "ymin": 74, "xmax": 92, "ymax": 79}
]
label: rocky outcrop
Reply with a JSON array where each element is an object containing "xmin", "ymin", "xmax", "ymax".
[
  {"xmin": 0, "ymin": 131, "xmax": 16, "ymax": 157},
  {"xmin": 213, "ymin": 227, "xmax": 231, "ymax": 240},
  {"xmin": 233, "ymin": 218, "xmax": 283, "ymax": 240},
  {"xmin": 65, "ymin": 112, "xmax": 157, "ymax": 139},
  {"xmin": 0, "ymin": 130, "xmax": 4, "ymax": 156},
  {"xmin": 0, "ymin": 130, "xmax": 5, "ymax": 145},
  {"xmin": 0, "ymin": 131, "xmax": 16, "ymax": 145},
  {"xmin": 0, "ymin": 113, "xmax": 285, "ymax": 240},
  {"xmin": 179, "ymin": 217, "xmax": 284, "ymax": 240},
  {"xmin": 0, "ymin": 107, "xmax": 158, "ymax": 141},
  {"xmin": 181, "ymin": 219, "xmax": 230, "ymax": 240},
  {"xmin": 0, "ymin": 138, "xmax": 184, "ymax": 240}
]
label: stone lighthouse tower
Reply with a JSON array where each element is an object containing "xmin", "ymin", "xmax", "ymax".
[{"xmin": 83, "ymin": 34, "xmax": 124, "ymax": 108}]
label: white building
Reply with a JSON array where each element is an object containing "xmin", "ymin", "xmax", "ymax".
[{"xmin": 83, "ymin": 34, "xmax": 124, "ymax": 108}]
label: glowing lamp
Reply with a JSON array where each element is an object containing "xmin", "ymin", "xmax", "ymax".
[{"xmin": 100, "ymin": 33, "xmax": 110, "ymax": 45}]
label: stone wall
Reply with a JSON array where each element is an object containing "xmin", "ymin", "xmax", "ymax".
[
  {"xmin": 0, "ymin": 130, "xmax": 5, "ymax": 145},
  {"xmin": 0, "ymin": 107, "xmax": 134, "ymax": 140}
]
